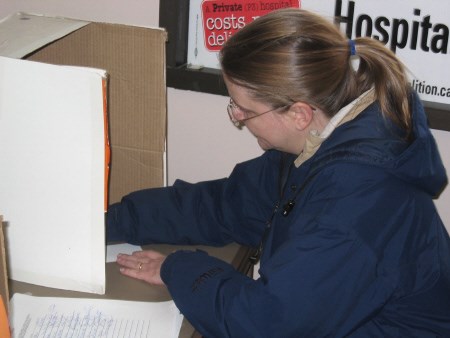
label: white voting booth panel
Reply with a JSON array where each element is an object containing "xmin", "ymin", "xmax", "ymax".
[
  {"xmin": 0, "ymin": 15, "xmax": 107, "ymax": 294},
  {"xmin": 0, "ymin": 56, "xmax": 107, "ymax": 294}
]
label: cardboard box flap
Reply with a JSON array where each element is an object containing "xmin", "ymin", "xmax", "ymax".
[{"xmin": 0, "ymin": 12, "xmax": 88, "ymax": 58}]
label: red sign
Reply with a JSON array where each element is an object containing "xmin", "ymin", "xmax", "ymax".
[{"xmin": 201, "ymin": 0, "xmax": 301, "ymax": 51}]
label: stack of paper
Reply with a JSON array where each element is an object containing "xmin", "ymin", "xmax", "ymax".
[{"xmin": 10, "ymin": 293, "xmax": 184, "ymax": 338}]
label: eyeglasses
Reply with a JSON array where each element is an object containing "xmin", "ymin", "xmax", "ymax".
[{"xmin": 227, "ymin": 98, "xmax": 291, "ymax": 127}]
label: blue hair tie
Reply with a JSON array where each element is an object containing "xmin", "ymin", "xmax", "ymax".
[{"xmin": 349, "ymin": 39, "xmax": 356, "ymax": 56}]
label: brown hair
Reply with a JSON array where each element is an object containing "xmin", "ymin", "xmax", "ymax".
[{"xmin": 220, "ymin": 8, "xmax": 412, "ymax": 134}]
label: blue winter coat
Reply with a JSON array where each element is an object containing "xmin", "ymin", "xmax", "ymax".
[{"xmin": 107, "ymin": 92, "xmax": 450, "ymax": 337}]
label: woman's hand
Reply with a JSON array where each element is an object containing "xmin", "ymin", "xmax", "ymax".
[{"xmin": 116, "ymin": 250, "xmax": 167, "ymax": 286}]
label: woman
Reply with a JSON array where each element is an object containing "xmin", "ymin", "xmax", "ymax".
[{"xmin": 108, "ymin": 8, "xmax": 450, "ymax": 337}]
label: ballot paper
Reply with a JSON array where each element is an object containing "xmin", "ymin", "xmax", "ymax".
[
  {"xmin": 106, "ymin": 244, "xmax": 142, "ymax": 263},
  {"xmin": 9, "ymin": 293, "xmax": 184, "ymax": 338}
]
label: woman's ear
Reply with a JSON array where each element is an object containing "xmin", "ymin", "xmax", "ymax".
[{"xmin": 289, "ymin": 102, "xmax": 315, "ymax": 130}]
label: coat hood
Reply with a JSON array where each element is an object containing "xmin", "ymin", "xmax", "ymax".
[{"xmin": 311, "ymin": 91, "xmax": 448, "ymax": 198}]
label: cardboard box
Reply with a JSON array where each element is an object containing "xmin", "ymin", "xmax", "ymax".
[
  {"xmin": 0, "ymin": 13, "xmax": 167, "ymax": 293},
  {"xmin": 1, "ymin": 12, "xmax": 168, "ymax": 204}
]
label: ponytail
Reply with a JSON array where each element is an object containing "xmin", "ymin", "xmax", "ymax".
[{"xmin": 352, "ymin": 37, "xmax": 412, "ymax": 135}]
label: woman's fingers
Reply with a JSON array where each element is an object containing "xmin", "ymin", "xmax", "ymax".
[{"xmin": 116, "ymin": 250, "xmax": 166, "ymax": 286}]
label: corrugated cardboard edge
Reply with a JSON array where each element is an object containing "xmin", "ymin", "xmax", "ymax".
[{"xmin": 0, "ymin": 216, "xmax": 9, "ymax": 312}]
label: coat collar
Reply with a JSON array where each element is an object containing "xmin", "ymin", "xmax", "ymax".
[{"xmin": 294, "ymin": 88, "xmax": 376, "ymax": 168}]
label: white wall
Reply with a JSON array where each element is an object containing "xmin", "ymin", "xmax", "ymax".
[
  {"xmin": 431, "ymin": 129, "xmax": 450, "ymax": 228},
  {"xmin": 1, "ymin": 1, "xmax": 448, "ymax": 232},
  {"xmin": 0, "ymin": 0, "xmax": 158, "ymax": 27},
  {"xmin": 167, "ymin": 89, "xmax": 262, "ymax": 184}
]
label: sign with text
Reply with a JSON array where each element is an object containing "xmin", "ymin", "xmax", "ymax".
[
  {"xmin": 187, "ymin": 0, "xmax": 450, "ymax": 107},
  {"xmin": 188, "ymin": 0, "xmax": 300, "ymax": 68},
  {"xmin": 201, "ymin": 0, "xmax": 300, "ymax": 52}
]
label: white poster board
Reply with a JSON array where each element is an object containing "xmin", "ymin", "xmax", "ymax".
[
  {"xmin": 0, "ymin": 55, "xmax": 107, "ymax": 294},
  {"xmin": 187, "ymin": 0, "xmax": 450, "ymax": 106}
]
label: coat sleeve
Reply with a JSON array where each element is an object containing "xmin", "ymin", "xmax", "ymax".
[
  {"xmin": 159, "ymin": 228, "xmax": 387, "ymax": 338},
  {"xmin": 105, "ymin": 151, "xmax": 279, "ymax": 246}
]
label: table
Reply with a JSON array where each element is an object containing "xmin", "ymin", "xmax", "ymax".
[{"xmin": 9, "ymin": 243, "xmax": 254, "ymax": 338}]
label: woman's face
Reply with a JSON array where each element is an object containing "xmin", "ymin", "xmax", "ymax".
[{"xmin": 224, "ymin": 76, "xmax": 306, "ymax": 155}]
